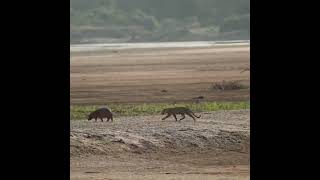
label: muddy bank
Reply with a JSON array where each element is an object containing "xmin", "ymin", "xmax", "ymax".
[{"xmin": 71, "ymin": 110, "xmax": 249, "ymax": 157}]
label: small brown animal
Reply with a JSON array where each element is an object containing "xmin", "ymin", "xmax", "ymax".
[
  {"xmin": 88, "ymin": 107, "xmax": 113, "ymax": 122},
  {"xmin": 161, "ymin": 107, "xmax": 201, "ymax": 122}
]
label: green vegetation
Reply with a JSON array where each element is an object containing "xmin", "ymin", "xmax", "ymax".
[
  {"xmin": 70, "ymin": 0, "xmax": 250, "ymax": 43},
  {"xmin": 70, "ymin": 101, "xmax": 250, "ymax": 120}
]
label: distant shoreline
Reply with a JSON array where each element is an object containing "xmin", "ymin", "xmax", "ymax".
[{"xmin": 70, "ymin": 40, "xmax": 250, "ymax": 52}]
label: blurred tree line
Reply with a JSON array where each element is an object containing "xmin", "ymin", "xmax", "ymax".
[{"xmin": 70, "ymin": 0, "xmax": 250, "ymax": 43}]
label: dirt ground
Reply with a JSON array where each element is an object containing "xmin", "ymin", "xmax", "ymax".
[
  {"xmin": 70, "ymin": 44, "xmax": 250, "ymax": 179},
  {"xmin": 70, "ymin": 45, "xmax": 250, "ymax": 105},
  {"xmin": 71, "ymin": 110, "xmax": 250, "ymax": 180}
]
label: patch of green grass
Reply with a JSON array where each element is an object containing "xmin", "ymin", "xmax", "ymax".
[{"xmin": 70, "ymin": 101, "xmax": 250, "ymax": 120}]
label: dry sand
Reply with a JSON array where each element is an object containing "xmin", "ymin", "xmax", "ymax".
[{"xmin": 70, "ymin": 45, "xmax": 250, "ymax": 105}]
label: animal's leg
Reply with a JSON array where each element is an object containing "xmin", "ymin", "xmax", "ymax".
[
  {"xmin": 100, "ymin": 117, "xmax": 103, "ymax": 122},
  {"xmin": 173, "ymin": 114, "xmax": 178, "ymax": 121},
  {"xmin": 186, "ymin": 112, "xmax": 196, "ymax": 122},
  {"xmin": 162, "ymin": 114, "xmax": 171, "ymax": 120},
  {"xmin": 191, "ymin": 112, "xmax": 201, "ymax": 118},
  {"xmin": 179, "ymin": 114, "xmax": 186, "ymax": 121},
  {"xmin": 95, "ymin": 118, "xmax": 97, "ymax": 122}
]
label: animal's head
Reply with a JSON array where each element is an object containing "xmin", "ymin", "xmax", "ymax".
[{"xmin": 88, "ymin": 113, "xmax": 93, "ymax": 121}]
